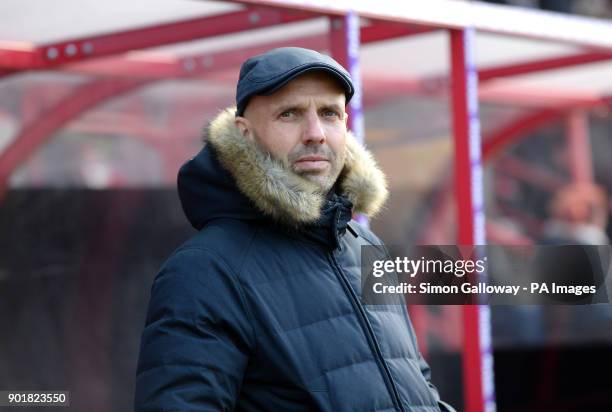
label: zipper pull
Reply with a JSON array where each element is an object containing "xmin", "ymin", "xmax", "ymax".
[{"xmin": 347, "ymin": 223, "xmax": 358, "ymax": 238}]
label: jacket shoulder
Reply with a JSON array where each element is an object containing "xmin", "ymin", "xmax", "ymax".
[{"xmin": 175, "ymin": 218, "xmax": 259, "ymax": 274}]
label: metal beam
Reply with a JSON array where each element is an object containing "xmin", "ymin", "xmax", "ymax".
[
  {"xmin": 60, "ymin": 20, "xmax": 436, "ymax": 79},
  {"xmin": 0, "ymin": 8, "xmax": 314, "ymax": 69},
  {"xmin": 230, "ymin": 0, "xmax": 612, "ymax": 49},
  {"xmin": 356, "ymin": 74, "xmax": 603, "ymax": 109},
  {"xmin": 66, "ymin": 33, "xmax": 328, "ymax": 79},
  {"xmin": 361, "ymin": 20, "xmax": 437, "ymax": 43},
  {"xmin": 478, "ymin": 51, "xmax": 612, "ymax": 82},
  {"xmin": 416, "ymin": 51, "xmax": 612, "ymax": 98},
  {"xmin": 450, "ymin": 27, "xmax": 495, "ymax": 412}
]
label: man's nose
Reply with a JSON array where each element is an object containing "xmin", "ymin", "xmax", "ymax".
[{"xmin": 301, "ymin": 110, "xmax": 326, "ymax": 145}]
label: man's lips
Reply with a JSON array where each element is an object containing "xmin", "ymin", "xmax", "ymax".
[
  {"xmin": 293, "ymin": 156, "xmax": 330, "ymax": 172},
  {"xmin": 295, "ymin": 155, "xmax": 328, "ymax": 163}
]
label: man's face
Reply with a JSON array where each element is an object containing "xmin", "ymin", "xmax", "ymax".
[{"xmin": 235, "ymin": 71, "xmax": 348, "ymax": 193}]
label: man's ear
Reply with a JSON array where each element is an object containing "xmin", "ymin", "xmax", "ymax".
[
  {"xmin": 234, "ymin": 116, "xmax": 252, "ymax": 141},
  {"xmin": 344, "ymin": 112, "xmax": 349, "ymax": 127}
]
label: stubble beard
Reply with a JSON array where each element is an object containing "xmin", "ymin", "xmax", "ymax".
[
  {"xmin": 251, "ymin": 131, "xmax": 346, "ymax": 194},
  {"xmin": 294, "ymin": 151, "xmax": 345, "ymax": 194}
]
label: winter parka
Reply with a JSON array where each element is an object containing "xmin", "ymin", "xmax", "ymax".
[{"xmin": 135, "ymin": 108, "xmax": 455, "ymax": 412}]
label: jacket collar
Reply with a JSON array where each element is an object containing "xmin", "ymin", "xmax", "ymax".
[{"xmin": 206, "ymin": 107, "xmax": 388, "ymax": 229}]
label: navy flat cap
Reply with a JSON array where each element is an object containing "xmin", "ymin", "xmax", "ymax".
[{"xmin": 235, "ymin": 47, "xmax": 354, "ymax": 116}]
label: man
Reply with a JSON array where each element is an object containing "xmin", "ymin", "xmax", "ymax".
[{"xmin": 135, "ymin": 47, "xmax": 454, "ymax": 412}]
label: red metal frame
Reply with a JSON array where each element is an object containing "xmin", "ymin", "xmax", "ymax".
[
  {"xmin": 478, "ymin": 50, "xmax": 612, "ymax": 81},
  {"xmin": 62, "ymin": 21, "xmax": 436, "ymax": 79},
  {"xmin": 450, "ymin": 30, "xmax": 475, "ymax": 245},
  {"xmin": 410, "ymin": 51, "xmax": 612, "ymax": 98},
  {"xmin": 362, "ymin": 20, "xmax": 436, "ymax": 42},
  {"xmin": 0, "ymin": 79, "xmax": 146, "ymax": 200},
  {"xmin": 450, "ymin": 30, "xmax": 487, "ymax": 412},
  {"xmin": 232, "ymin": 0, "xmax": 612, "ymax": 49},
  {"xmin": 68, "ymin": 33, "xmax": 329, "ymax": 79},
  {"xmin": 0, "ymin": 9, "xmax": 315, "ymax": 69},
  {"xmin": 2, "ymin": 3, "xmax": 612, "ymax": 412},
  {"xmin": 450, "ymin": 28, "xmax": 486, "ymax": 412}
]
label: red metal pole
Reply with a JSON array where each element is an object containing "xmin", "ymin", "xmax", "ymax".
[
  {"xmin": 450, "ymin": 32, "xmax": 475, "ymax": 244},
  {"xmin": 566, "ymin": 110, "xmax": 594, "ymax": 182},
  {"xmin": 329, "ymin": 13, "xmax": 363, "ymax": 140},
  {"xmin": 329, "ymin": 11, "xmax": 369, "ymax": 229},
  {"xmin": 450, "ymin": 28, "xmax": 495, "ymax": 412}
]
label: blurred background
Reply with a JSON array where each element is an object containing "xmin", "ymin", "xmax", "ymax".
[{"xmin": 1, "ymin": 0, "xmax": 612, "ymax": 411}]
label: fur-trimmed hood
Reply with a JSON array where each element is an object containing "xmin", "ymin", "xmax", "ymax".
[{"xmin": 178, "ymin": 107, "xmax": 388, "ymax": 229}]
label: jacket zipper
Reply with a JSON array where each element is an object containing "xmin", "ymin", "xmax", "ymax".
[{"xmin": 328, "ymin": 252, "xmax": 406, "ymax": 412}]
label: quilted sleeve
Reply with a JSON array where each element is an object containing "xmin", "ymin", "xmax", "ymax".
[{"xmin": 134, "ymin": 248, "xmax": 255, "ymax": 411}]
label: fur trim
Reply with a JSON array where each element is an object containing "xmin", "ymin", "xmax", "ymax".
[
  {"xmin": 341, "ymin": 132, "xmax": 389, "ymax": 218},
  {"xmin": 207, "ymin": 107, "xmax": 388, "ymax": 226}
]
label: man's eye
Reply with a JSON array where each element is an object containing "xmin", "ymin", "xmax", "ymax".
[
  {"xmin": 280, "ymin": 110, "xmax": 294, "ymax": 118},
  {"xmin": 323, "ymin": 110, "xmax": 339, "ymax": 117}
]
